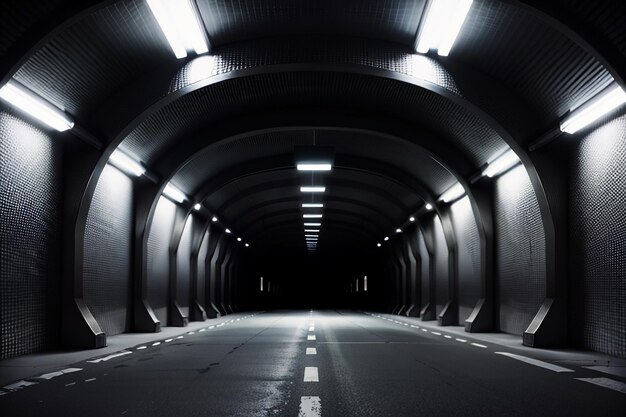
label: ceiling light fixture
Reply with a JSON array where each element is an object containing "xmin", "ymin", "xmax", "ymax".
[
  {"xmin": 377, "ymin": 243, "xmax": 382, "ymax": 247},
  {"xmin": 212, "ymin": 216, "xmax": 218, "ymax": 222},
  {"xmin": 483, "ymin": 149, "xmax": 521, "ymax": 178},
  {"xmin": 225, "ymin": 228, "xmax": 231, "ymax": 234},
  {"xmin": 416, "ymin": 0, "xmax": 473, "ymax": 56},
  {"xmin": 384, "ymin": 236, "xmax": 389, "ymax": 241},
  {"xmin": 162, "ymin": 183, "xmax": 187, "ymax": 203},
  {"xmin": 147, "ymin": 0, "xmax": 208, "ymax": 59},
  {"xmin": 193, "ymin": 203, "xmax": 202, "ymax": 211},
  {"xmin": 305, "ymin": 235, "xmax": 318, "ymax": 237},
  {"xmin": 303, "ymin": 214, "xmax": 323, "ymax": 218},
  {"xmin": 304, "ymin": 223, "xmax": 321, "ymax": 226},
  {"xmin": 439, "ymin": 183, "xmax": 465, "ymax": 203},
  {"xmin": 297, "ymin": 163, "xmax": 332, "ymax": 171},
  {"xmin": 237, "ymin": 237, "xmax": 242, "ymax": 242},
  {"xmin": 302, "ymin": 203, "xmax": 324, "ymax": 208},
  {"xmin": 560, "ymin": 84, "xmax": 626, "ymax": 134},
  {"xmin": 108, "ymin": 150, "xmax": 145, "ymax": 177},
  {"xmin": 245, "ymin": 243, "xmax": 250, "ymax": 247},
  {"xmin": 300, "ymin": 186, "xmax": 326, "ymax": 193},
  {"xmin": 0, "ymin": 80, "xmax": 74, "ymax": 131},
  {"xmin": 396, "ymin": 228, "xmax": 402, "ymax": 233},
  {"xmin": 409, "ymin": 216, "xmax": 415, "ymax": 222},
  {"xmin": 425, "ymin": 203, "xmax": 433, "ymax": 210},
  {"xmin": 304, "ymin": 229, "xmax": 320, "ymax": 233}
]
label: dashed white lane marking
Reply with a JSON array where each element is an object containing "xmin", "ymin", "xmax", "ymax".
[
  {"xmin": 84, "ymin": 378, "xmax": 96, "ymax": 382},
  {"xmin": 304, "ymin": 367, "xmax": 319, "ymax": 382},
  {"xmin": 152, "ymin": 342, "xmax": 161, "ymax": 346},
  {"xmin": 188, "ymin": 331, "xmax": 195, "ymax": 335},
  {"xmin": 575, "ymin": 377, "xmax": 626, "ymax": 394},
  {"xmin": 298, "ymin": 396, "xmax": 321, "ymax": 417},
  {"xmin": 165, "ymin": 338, "xmax": 173, "ymax": 343},
  {"xmin": 309, "ymin": 322, "xmax": 315, "ymax": 327},
  {"xmin": 209, "ymin": 326, "xmax": 215, "ymax": 329},
  {"xmin": 471, "ymin": 343, "xmax": 487, "ymax": 349},
  {"xmin": 495, "ymin": 352, "xmax": 573, "ymax": 372},
  {"xmin": 177, "ymin": 336, "xmax": 183, "ymax": 339},
  {"xmin": 306, "ymin": 348, "xmax": 317, "ymax": 355},
  {"xmin": 199, "ymin": 328, "xmax": 206, "ymax": 332},
  {"xmin": 64, "ymin": 382, "xmax": 76, "ymax": 387},
  {"xmin": 136, "ymin": 346, "xmax": 147, "ymax": 350},
  {"xmin": 307, "ymin": 335, "xmax": 316, "ymax": 341},
  {"xmin": 87, "ymin": 351, "xmax": 132, "ymax": 363},
  {"xmin": 444, "ymin": 335, "xmax": 452, "ymax": 339},
  {"xmin": 456, "ymin": 338, "xmax": 467, "ymax": 343},
  {"xmin": 309, "ymin": 326, "xmax": 315, "ymax": 332},
  {"xmin": 421, "ymin": 329, "xmax": 428, "ymax": 332},
  {"xmin": 3, "ymin": 380, "xmax": 37, "ymax": 391},
  {"xmin": 410, "ymin": 325, "xmax": 419, "ymax": 328},
  {"xmin": 431, "ymin": 331, "xmax": 441, "ymax": 336},
  {"xmin": 37, "ymin": 368, "xmax": 82, "ymax": 380}
]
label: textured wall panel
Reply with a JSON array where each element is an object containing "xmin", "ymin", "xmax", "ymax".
[
  {"xmin": 196, "ymin": 230, "xmax": 210, "ymax": 308},
  {"xmin": 83, "ymin": 164, "xmax": 133, "ymax": 336},
  {"xmin": 175, "ymin": 214, "xmax": 196, "ymax": 316},
  {"xmin": 0, "ymin": 109, "xmax": 61, "ymax": 359},
  {"xmin": 450, "ymin": 197, "xmax": 482, "ymax": 322},
  {"xmin": 494, "ymin": 165, "xmax": 545, "ymax": 335},
  {"xmin": 570, "ymin": 115, "xmax": 626, "ymax": 358},
  {"xmin": 430, "ymin": 215, "xmax": 449, "ymax": 315},
  {"xmin": 416, "ymin": 230, "xmax": 430, "ymax": 309},
  {"xmin": 146, "ymin": 197, "xmax": 178, "ymax": 325}
]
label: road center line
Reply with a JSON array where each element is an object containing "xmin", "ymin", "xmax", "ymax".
[
  {"xmin": 306, "ymin": 348, "xmax": 317, "ymax": 355},
  {"xmin": 495, "ymin": 352, "xmax": 574, "ymax": 372},
  {"xmin": 304, "ymin": 367, "xmax": 319, "ymax": 382},
  {"xmin": 298, "ymin": 396, "xmax": 321, "ymax": 417}
]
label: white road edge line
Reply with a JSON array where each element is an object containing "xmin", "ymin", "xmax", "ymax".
[
  {"xmin": 306, "ymin": 348, "xmax": 317, "ymax": 355},
  {"xmin": 304, "ymin": 367, "xmax": 319, "ymax": 382},
  {"xmin": 575, "ymin": 377, "xmax": 626, "ymax": 394},
  {"xmin": 87, "ymin": 351, "xmax": 132, "ymax": 363},
  {"xmin": 298, "ymin": 396, "xmax": 321, "ymax": 417},
  {"xmin": 495, "ymin": 352, "xmax": 574, "ymax": 372}
]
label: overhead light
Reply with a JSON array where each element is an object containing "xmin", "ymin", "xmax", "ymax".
[
  {"xmin": 193, "ymin": 203, "xmax": 202, "ymax": 211},
  {"xmin": 377, "ymin": 243, "xmax": 382, "ymax": 247},
  {"xmin": 425, "ymin": 203, "xmax": 433, "ymax": 210},
  {"xmin": 409, "ymin": 216, "xmax": 415, "ymax": 222},
  {"xmin": 303, "ymin": 214, "xmax": 323, "ymax": 218},
  {"xmin": 302, "ymin": 203, "xmax": 324, "ymax": 208},
  {"xmin": 560, "ymin": 84, "xmax": 626, "ymax": 134},
  {"xmin": 212, "ymin": 216, "xmax": 218, "ymax": 222},
  {"xmin": 0, "ymin": 80, "xmax": 74, "ymax": 131},
  {"xmin": 300, "ymin": 186, "xmax": 326, "ymax": 193},
  {"xmin": 306, "ymin": 236, "xmax": 318, "ymax": 240},
  {"xmin": 163, "ymin": 183, "xmax": 186, "ymax": 203},
  {"xmin": 396, "ymin": 228, "xmax": 402, "ymax": 233},
  {"xmin": 237, "ymin": 237, "xmax": 242, "ymax": 242},
  {"xmin": 416, "ymin": 0, "xmax": 473, "ymax": 56},
  {"xmin": 483, "ymin": 149, "xmax": 521, "ymax": 178},
  {"xmin": 245, "ymin": 243, "xmax": 250, "ymax": 247},
  {"xmin": 225, "ymin": 228, "xmax": 231, "ymax": 234},
  {"xmin": 108, "ymin": 150, "xmax": 145, "ymax": 177},
  {"xmin": 304, "ymin": 229, "xmax": 320, "ymax": 233},
  {"xmin": 147, "ymin": 0, "xmax": 208, "ymax": 59},
  {"xmin": 297, "ymin": 163, "xmax": 332, "ymax": 171},
  {"xmin": 305, "ymin": 235, "xmax": 318, "ymax": 237},
  {"xmin": 439, "ymin": 183, "xmax": 465, "ymax": 203},
  {"xmin": 304, "ymin": 223, "xmax": 321, "ymax": 226},
  {"xmin": 384, "ymin": 236, "xmax": 389, "ymax": 241}
]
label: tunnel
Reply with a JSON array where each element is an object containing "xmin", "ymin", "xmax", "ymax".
[{"xmin": 1, "ymin": 0, "xmax": 625, "ymax": 415}]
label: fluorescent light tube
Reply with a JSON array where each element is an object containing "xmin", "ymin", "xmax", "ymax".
[
  {"xmin": 147, "ymin": 0, "xmax": 208, "ymax": 59},
  {"xmin": 193, "ymin": 203, "xmax": 202, "ymax": 211},
  {"xmin": 297, "ymin": 163, "xmax": 332, "ymax": 171},
  {"xmin": 108, "ymin": 150, "xmax": 145, "ymax": 177},
  {"xmin": 416, "ymin": 0, "xmax": 473, "ymax": 56},
  {"xmin": 304, "ymin": 229, "xmax": 320, "ymax": 232},
  {"xmin": 439, "ymin": 183, "xmax": 465, "ymax": 203},
  {"xmin": 305, "ymin": 235, "xmax": 318, "ymax": 237},
  {"xmin": 560, "ymin": 84, "xmax": 626, "ymax": 134},
  {"xmin": 483, "ymin": 149, "xmax": 521, "ymax": 178},
  {"xmin": 302, "ymin": 203, "xmax": 324, "ymax": 208},
  {"xmin": 301, "ymin": 186, "xmax": 326, "ymax": 193},
  {"xmin": 303, "ymin": 214, "xmax": 323, "ymax": 218},
  {"xmin": 163, "ymin": 183, "xmax": 186, "ymax": 203},
  {"xmin": 304, "ymin": 223, "xmax": 321, "ymax": 226},
  {"xmin": 0, "ymin": 81, "xmax": 74, "ymax": 131}
]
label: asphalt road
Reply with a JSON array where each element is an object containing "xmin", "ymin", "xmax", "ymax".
[{"xmin": 1, "ymin": 310, "xmax": 625, "ymax": 416}]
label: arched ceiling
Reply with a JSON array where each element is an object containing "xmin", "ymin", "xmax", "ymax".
[{"xmin": 1, "ymin": 0, "xmax": 625, "ymax": 257}]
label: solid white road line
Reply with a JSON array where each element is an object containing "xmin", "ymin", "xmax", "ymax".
[
  {"xmin": 307, "ymin": 335, "xmax": 316, "ymax": 341},
  {"xmin": 495, "ymin": 352, "xmax": 574, "ymax": 372},
  {"xmin": 298, "ymin": 396, "xmax": 321, "ymax": 417},
  {"xmin": 306, "ymin": 348, "xmax": 317, "ymax": 355},
  {"xmin": 87, "ymin": 351, "xmax": 132, "ymax": 363},
  {"xmin": 304, "ymin": 367, "xmax": 319, "ymax": 382},
  {"xmin": 37, "ymin": 368, "xmax": 82, "ymax": 380},
  {"xmin": 309, "ymin": 326, "xmax": 315, "ymax": 331},
  {"xmin": 575, "ymin": 377, "xmax": 626, "ymax": 394}
]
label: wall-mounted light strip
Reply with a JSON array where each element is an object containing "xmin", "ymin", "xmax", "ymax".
[
  {"xmin": 108, "ymin": 150, "xmax": 145, "ymax": 177},
  {"xmin": 303, "ymin": 214, "xmax": 323, "ymax": 218},
  {"xmin": 147, "ymin": 0, "xmax": 208, "ymax": 59},
  {"xmin": 0, "ymin": 81, "xmax": 74, "ymax": 131},
  {"xmin": 439, "ymin": 183, "xmax": 465, "ymax": 203},
  {"xmin": 304, "ymin": 223, "xmax": 321, "ymax": 226},
  {"xmin": 560, "ymin": 84, "xmax": 626, "ymax": 134},
  {"xmin": 301, "ymin": 186, "xmax": 326, "ymax": 193},
  {"xmin": 416, "ymin": 0, "xmax": 473, "ymax": 56},
  {"xmin": 302, "ymin": 203, "xmax": 324, "ymax": 208},
  {"xmin": 297, "ymin": 163, "xmax": 332, "ymax": 171},
  {"xmin": 163, "ymin": 183, "xmax": 187, "ymax": 203},
  {"xmin": 483, "ymin": 149, "xmax": 521, "ymax": 178}
]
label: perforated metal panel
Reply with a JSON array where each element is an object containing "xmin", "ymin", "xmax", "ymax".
[
  {"xmin": 570, "ymin": 114, "xmax": 626, "ymax": 358},
  {"xmin": 83, "ymin": 164, "xmax": 133, "ymax": 336},
  {"xmin": 175, "ymin": 214, "xmax": 196, "ymax": 316},
  {"xmin": 450, "ymin": 197, "xmax": 482, "ymax": 322},
  {"xmin": 0, "ymin": 109, "xmax": 61, "ymax": 359},
  {"xmin": 494, "ymin": 165, "xmax": 546, "ymax": 335},
  {"xmin": 146, "ymin": 196, "xmax": 178, "ymax": 324}
]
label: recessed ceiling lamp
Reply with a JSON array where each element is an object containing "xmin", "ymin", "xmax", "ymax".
[
  {"xmin": 245, "ymin": 243, "xmax": 250, "ymax": 247},
  {"xmin": 305, "ymin": 235, "xmax": 318, "ymax": 237},
  {"xmin": 108, "ymin": 150, "xmax": 145, "ymax": 177},
  {"xmin": 225, "ymin": 228, "xmax": 232, "ymax": 234},
  {"xmin": 377, "ymin": 243, "xmax": 382, "ymax": 247},
  {"xmin": 237, "ymin": 237, "xmax": 242, "ymax": 242},
  {"xmin": 483, "ymin": 149, "xmax": 521, "ymax": 178},
  {"xmin": 147, "ymin": 0, "xmax": 208, "ymax": 59},
  {"xmin": 297, "ymin": 163, "xmax": 332, "ymax": 171},
  {"xmin": 193, "ymin": 203, "xmax": 202, "ymax": 211},
  {"xmin": 384, "ymin": 236, "xmax": 389, "ymax": 241},
  {"xmin": 300, "ymin": 186, "xmax": 326, "ymax": 193},
  {"xmin": 0, "ymin": 80, "xmax": 74, "ymax": 131},
  {"xmin": 162, "ymin": 183, "xmax": 186, "ymax": 203},
  {"xmin": 416, "ymin": 0, "xmax": 473, "ymax": 56},
  {"xmin": 302, "ymin": 203, "xmax": 324, "ymax": 208},
  {"xmin": 304, "ymin": 223, "xmax": 321, "ymax": 227},
  {"xmin": 409, "ymin": 216, "xmax": 415, "ymax": 222},
  {"xmin": 304, "ymin": 229, "xmax": 320, "ymax": 233},
  {"xmin": 396, "ymin": 228, "xmax": 402, "ymax": 233},
  {"xmin": 439, "ymin": 183, "xmax": 465, "ymax": 203},
  {"xmin": 425, "ymin": 203, "xmax": 433, "ymax": 210},
  {"xmin": 303, "ymin": 214, "xmax": 323, "ymax": 218},
  {"xmin": 212, "ymin": 216, "xmax": 218, "ymax": 222},
  {"xmin": 560, "ymin": 84, "xmax": 626, "ymax": 134}
]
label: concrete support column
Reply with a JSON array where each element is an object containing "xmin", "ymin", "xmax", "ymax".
[
  {"xmin": 418, "ymin": 217, "xmax": 437, "ymax": 321},
  {"xmin": 438, "ymin": 207, "xmax": 458, "ymax": 326},
  {"xmin": 189, "ymin": 221, "xmax": 210, "ymax": 322}
]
